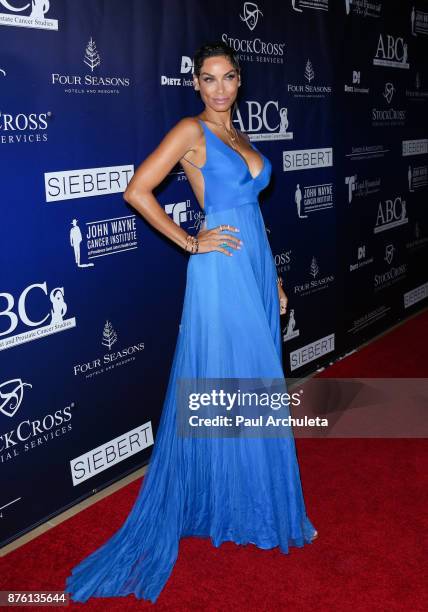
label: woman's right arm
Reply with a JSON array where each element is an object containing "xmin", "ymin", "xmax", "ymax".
[
  {"xmin": 124, "ymin": 117, "xmax": 242, "ymax": 256},
  {"xmin": 123, "ymin": 118, "xmax": 200, "ymax": 250}
]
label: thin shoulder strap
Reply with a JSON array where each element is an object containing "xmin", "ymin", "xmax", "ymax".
[
  {"xmin": 181, "ymin": 155, "xmax": 202, "ymax": 169},
  {"xmin": 181, "ymin": 118, "xmax": 206, "ymax": 169}
]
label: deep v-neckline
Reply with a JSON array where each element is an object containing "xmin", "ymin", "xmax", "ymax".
[{"xmin": 198, "ymin": 118, "xmax": 265, "ymax": 180}]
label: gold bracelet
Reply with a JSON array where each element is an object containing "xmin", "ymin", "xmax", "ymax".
[
  {"xmin": 184, "ymin": 234, "xmax": 199, "ymax": 254},
  {"xmin": 184, "ymin": 235, "xmax": 194, "ymax": 252}
]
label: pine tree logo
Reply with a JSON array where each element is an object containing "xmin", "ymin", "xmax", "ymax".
[
  {"xmin": 83, "ymin": 37, "xmax": 101, "ymax": 72},
  {"xmin": 102, "ymin": 321, "xmax": 117, "ymax": 350},
  {"xmin": 304, "ymin": 59, "xmax": 314, "ymax": 83},
  {"xmin": 310, "ymin": 256, "xmax": 319, "ymax": 278}
]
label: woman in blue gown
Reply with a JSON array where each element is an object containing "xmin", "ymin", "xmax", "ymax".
[{"xmin": 64, "ymin": 41, "xmax": 317, "ymax": 604}]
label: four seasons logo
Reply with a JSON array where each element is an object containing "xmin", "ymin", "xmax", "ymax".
[
  {"xmin": 51, "ymin": 37, "xmax": 131, "ymax": 93},
  {"xmin": 84, "ymin": 37, "xmax": 101, "ymax": 72}
]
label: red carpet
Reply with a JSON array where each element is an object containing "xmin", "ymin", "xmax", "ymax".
[{"xmin": 2, "ymin": 309, "xmax": 427, "ymax": 610}]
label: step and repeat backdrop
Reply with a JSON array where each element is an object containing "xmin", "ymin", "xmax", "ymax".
[{"xmin": 0, "ymin": 1, "xmax": 427, "ymax": 545}]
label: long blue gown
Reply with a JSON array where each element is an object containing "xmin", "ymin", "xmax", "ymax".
[{"xmin": 64, "ymin": 118, "xmax": 316, "ymax": 603}]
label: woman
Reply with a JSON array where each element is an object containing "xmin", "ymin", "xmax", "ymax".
[{"xmin": 65, "ymin": 41, "xmax": 317, "ymax": 604}]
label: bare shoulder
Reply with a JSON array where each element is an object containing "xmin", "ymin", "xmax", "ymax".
[
  {"xmin": 169, "ymin": 116, "xmax": 204, "ymax": 143},
  {"xmin": 123, "ymin": 116, "xmax": 204, "ymax": 196}
]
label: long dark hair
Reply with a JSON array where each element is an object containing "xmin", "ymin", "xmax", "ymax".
[{"xmin": 192, "ymin": 40, "xmax": 241, "ymax": 78}]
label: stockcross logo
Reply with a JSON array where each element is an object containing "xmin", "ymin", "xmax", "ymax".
[
  {"xmin": 239, "ymin": 2, "xmax": 263, "ymax": 30},
  {"xmin": 0, "ymin": 0, "xmax": 58, "ymax": 30},
  {"xmin": 0, "ymin": 110, "xmax": 51, "ymax": 145},
  {"xmin": 372, "ymin": 82, "xmax": 406, "ymax": 128},
  {"xmin": 384, "ymin": 244, "xmax": 395, "ymax": 265},
  {"xmin": 383, "ymin": 82, "xmax": 395, "ymax": 104},
  {"xmin": 0, "ymin": 379, "xmax": 32, "ymax": 418},
  {"xmin": 374, "ymin": 242, "xmax": 407, "ymax": 291},
  {"xmin": 221, "ymin": 5, "xmax": 286, "ymax": 63}
]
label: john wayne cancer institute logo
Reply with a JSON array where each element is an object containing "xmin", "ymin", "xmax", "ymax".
[{"xmin": 0, "ymin": 0, "xmax": 58, "ymax": 30}]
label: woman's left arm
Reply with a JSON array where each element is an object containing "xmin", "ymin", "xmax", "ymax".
[{"xmin": 277, "ymin": 277, "xmax": 288, "ymax": 316}]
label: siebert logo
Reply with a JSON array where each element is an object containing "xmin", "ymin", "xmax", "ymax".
[
  {"xmin": 373, "ymin": 34, "xmax": 409, "ymax": 69},
  {"xmin": 0, "ymin": 282, "xmax": 76, "ymax": 351},
  {"xmin": 0, "ymin": 379, "xmax": 32, "ymax": 418},
  {"xmin": 0, "ymin": 0, "xmax": 58, "ymax": 30},
  {"xmin": 239, "ymin": 2, "xmax": 263, "ymax": 31}
]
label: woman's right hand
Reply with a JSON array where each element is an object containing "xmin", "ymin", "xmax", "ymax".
[{"xmin": 195, "ymin": 224, "xmax": 242, "ymax": 256}]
